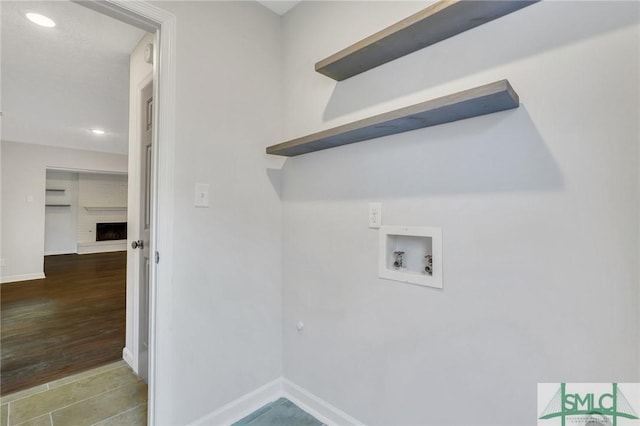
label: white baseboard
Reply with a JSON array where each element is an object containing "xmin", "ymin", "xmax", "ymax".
[
  {"xmin": 44, "ymin": 249, "xmax": 77, "ymax": 256},
  {"xmin": 1, "ymin": 272, "xmax": 46, "ymax": 284},
  {"xmin": 189, "ymin": 378, "xmax": 282, "ymax": 426},
  {"xmin": 188, "ymin": 377, "xmax": 363, "ymax": 426},
  {"xmin": 77, "ymin": 241, "xmax": 127, "ymax": 254},
  {"xmin": 282, "ymin": 379, "xmax": 363, "ymax": 426},
  {"xmin": 122, "ymin": 347, "xmax": 134, "ymax": 370}
]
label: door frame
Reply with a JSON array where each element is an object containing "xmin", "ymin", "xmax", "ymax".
[{"xmin": 74, "ymin": 2, "xmax": 176, "ymax": 424}]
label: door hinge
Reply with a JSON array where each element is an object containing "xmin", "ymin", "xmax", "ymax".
[{"xmin": 155, "ymin": 251, "xmax": 160, "ymax": 264}]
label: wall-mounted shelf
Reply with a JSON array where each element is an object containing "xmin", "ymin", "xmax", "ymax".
[
  {"xmin": 84, "ymin": 206, "xmax": 127, "ymax": 211},
  {"xmin": 46, "ymin": 188, "xmax": 66, "ymax": 192},
  {"xmin": 266, "ymin": 79, "xmax": 518, "ymax": 157},
  {"xmin": 316, "ymin": 0, "xmax": 538, "ymax": 81},
  {"xmin": 46, "ymin": 204, "xmax": 71, "ymax": 207}
]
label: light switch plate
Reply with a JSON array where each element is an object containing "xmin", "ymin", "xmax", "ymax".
[{"xmin": 194, "ymin": 183, "xmax": 209, "ymax": 207}]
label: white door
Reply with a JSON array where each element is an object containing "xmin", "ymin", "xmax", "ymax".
[{"xmin": 135, "ymin": 80, "xmax": 153, "ymax": 382}]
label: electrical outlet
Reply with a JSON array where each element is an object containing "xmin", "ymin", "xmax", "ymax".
[{"xmin": 369, "ymin": 202, "xmax": 382, "ymax": 228}]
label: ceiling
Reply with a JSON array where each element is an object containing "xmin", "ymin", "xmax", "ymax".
[
  {"xmin": 1, "ymin": 1, "xmax": 301, "ymax": 156},
  {"xmin": 257, "ymin": 1, "xmax": 301, "ymax": 15},
  {"xmin": 1, "ymin": 1, "xmax": 146, "ymax": 155}
]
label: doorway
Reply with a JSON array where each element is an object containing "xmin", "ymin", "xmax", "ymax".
[
  {"xmin": 0, "ymin": 1, "xmax": 175, "ymax": 423},
  {"xmin": 77, "ymin": 2, "xmax": 177, "ymax": 424},
  {"xmin": 2, "ymin": 167, "xmax": 132, "ymax": 394}
]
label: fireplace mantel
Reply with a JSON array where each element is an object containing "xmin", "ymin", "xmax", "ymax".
[{"xmin": 83, "ymin": 206, "xmax": 127, "ymax": 211}]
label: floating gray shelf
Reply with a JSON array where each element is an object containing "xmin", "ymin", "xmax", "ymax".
[
  {"xmin": 316, "ymin": 0, "xmax": 538, "ymax": 81},
  {"xmin": 46, "ymin": 204, "xmax": 71, "ymax": 207},
  {"xmin": 267, "ymin": 79, "xmax": 519, "ymax": 157},
  {"xmin": 46, "ymin": 188, "xmax": 65, "ymax": 192}
]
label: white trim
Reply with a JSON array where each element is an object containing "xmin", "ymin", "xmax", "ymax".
[
  {"xmin": 45, "ymin": 167, "xmax": 128, "ymax": 176},
  {"xmin": 77, "ymin": 241, "xmax": 127, "ymax": 254},
  {"xmin": 100, "ymin": 2, "xmax": 177, "ymax": 425},
  {"xmin": 282, "ymin": 379, "xmax": 364, "ymax": 426},
  {"xmin": 1, "ymin": 273, "xmax": 46, "ymax": 284},
  {"xmin": 149, "ymin": 12, "xmax": 177, "ymax": 426},
  {"xmin": 72, "ymin": 1, "xmax": 159, "ymax": 32},
  {"xmin": 188, "ymin": 378, "xmax": 364, "ymax": 426},
  {"xmin": 188, "ymin": 379, "xmax": 282, "ymax": 426},
  {"xmin": 122, "ymin": 347, "xmax": 134, "ymax": 368},
  {"xmin": 44, "ymin": 249, "xmax": 77, "ymax": 256}
]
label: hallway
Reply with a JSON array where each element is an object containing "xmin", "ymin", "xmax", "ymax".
[{"xmin": 1, "ymin": 252, "xmax": 126, "ymax": 395}]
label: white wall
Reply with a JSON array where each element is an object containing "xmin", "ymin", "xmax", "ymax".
[
  {"xmin": 0, "ymin": 141, "xmax": 128, "ymax": 282},
  {"xmin": 44, "ymin": 170, "xmax": 79, "ymax": 255},
  {"xmin": 147, "ymin": 2, "xmax": 283, "ymax": 424},
  {"xmin": 281, "ymin": 2, "xmax": 639, "ymax": 425}
]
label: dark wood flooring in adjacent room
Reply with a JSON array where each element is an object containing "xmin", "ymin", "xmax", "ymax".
[{"xmin": 1, "ymin": 252, "xmax": 126, "ymax": 396}]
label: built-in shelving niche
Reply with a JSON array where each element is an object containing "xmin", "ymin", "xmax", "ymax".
[
  {"xmin": 315, "ymin": 0, "xmax": 539, "ymax": 81},
  {"xmin": 266, "ymin": 79, "xmax": 519, "ymax": 157},
  {"xmin": 45, "ymin": 188, "xmax": 69, "ymax": 206}
]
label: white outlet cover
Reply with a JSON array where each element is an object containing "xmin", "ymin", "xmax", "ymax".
[{"xmin": 369, "ymin": 202, "xmax": 382, "ymax": 228}]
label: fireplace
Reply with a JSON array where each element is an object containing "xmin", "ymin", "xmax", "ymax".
[{"xmin": 96, "ymin": 222, "xmax": 127, "ymax": 241}]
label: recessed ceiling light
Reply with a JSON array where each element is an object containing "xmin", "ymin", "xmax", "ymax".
[
  {"xmin": 91, "ymin": 129, "xmax": 105, "ymax": 135},
  {"xmin": 25, "ymin": 12, "xmax": 56, "ymax": 28}
]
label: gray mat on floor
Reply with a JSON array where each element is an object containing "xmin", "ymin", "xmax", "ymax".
[{"xmin": 231, "ymin": 398, "xmax": 326, "ymax": 426}]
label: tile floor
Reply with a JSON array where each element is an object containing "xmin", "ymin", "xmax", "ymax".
[
  {"xmin": 0, "ymin": 361, "xmax": 146, "ymax": 426},
  {"xmin": 232, "ymin": 398, "xmax": 325, "ymax": 426}
]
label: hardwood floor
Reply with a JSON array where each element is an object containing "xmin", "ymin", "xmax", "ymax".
[{"xmin": 1, "ymin": 252, "xmax": 127, "ymax": 396}]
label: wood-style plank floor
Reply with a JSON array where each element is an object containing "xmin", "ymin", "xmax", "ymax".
[{"xmin": 1, "ymin": 252, "xmax": 126, "ymax": 396}]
